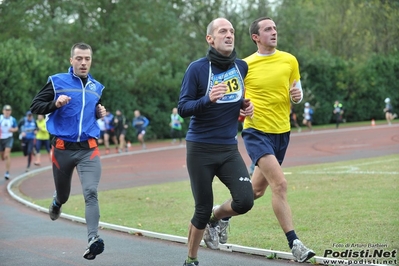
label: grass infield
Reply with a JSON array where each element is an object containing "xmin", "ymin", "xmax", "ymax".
[{"xmin": 32, "ymin": 154, "xmax": 399, "ymax": 256}]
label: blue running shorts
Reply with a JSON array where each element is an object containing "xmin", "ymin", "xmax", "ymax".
[{"xmin": 242, "ymin": 128, "xmax": 290, "ymax": 166}]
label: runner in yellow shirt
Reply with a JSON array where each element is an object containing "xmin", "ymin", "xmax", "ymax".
[
  {"xmin": 34, "ymin": 114, "xmax": 51, "ymax": 165},
  {"xmin": 242, "ymin": 17, "xmax": 315, "ymax": 263}
]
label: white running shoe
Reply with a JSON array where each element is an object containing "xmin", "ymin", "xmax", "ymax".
[
  {"xmin": 203, "ymin": 223, "xmax": 220, "ymax": 249},
  {"xmin": 218, "ymin": 219, "xmax": 230, "ymax": 244},
  {"xmin": 291, "ymin": 239, "xmax": 315, "ymax": 262}
]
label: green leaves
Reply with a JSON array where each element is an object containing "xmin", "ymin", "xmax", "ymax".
[{"xmin": 0, "ymin": 0, "xmax": 398, "ymax": 134}]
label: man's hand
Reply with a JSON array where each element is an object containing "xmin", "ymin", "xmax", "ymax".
[
  {"xmin": 209, "ymin": 83, "xmax": 228, "ymax": 103},
  {"xmin": 96, "ymin": 104, "xmax": 106, "ymax": 118},
  {"xmin": 241, "ymin": 98, "xmax": 254, "ymax": 118},
  {"xmin": 289, "ymin": 80, "xmax": 302, "ymax": 103},
  {"xmin": 55, "ymin": 95, "xmax": 71, "ymax": 108}
]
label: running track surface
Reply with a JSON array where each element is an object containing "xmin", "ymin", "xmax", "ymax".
[{"xmin": 1, "ymin": 124, "xmax": 398, "ymax": 266}]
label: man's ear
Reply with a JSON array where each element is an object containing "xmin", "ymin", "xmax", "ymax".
[
  {"xmin": 251, "ymin": 34, "xmax": 258, "ymax": 43},
  {"xmin": 206, "ymin": 35, "xmax": 214, "ymax": 45}
]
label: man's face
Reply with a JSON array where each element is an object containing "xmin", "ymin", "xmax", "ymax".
[
  {"xmin": 70, "ymin": 48, "xmax": 92, "ymax": 78},
  {"xmin": 254, "ymin": 19, "xmax": 278, "ymax": 48},
  {"xmin": 207, "ymin": 19, "xmax": 235, "ymax": 56},
  {"xmin": 2, "ymin": 107, "xmax": 11, "ymax": 117}
]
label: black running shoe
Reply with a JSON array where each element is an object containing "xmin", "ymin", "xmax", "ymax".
[
  {"xmin": 49, "ymin": 200, "xmax": 61, "ymax": 221},
  {"xmin": 83, "ymin": 236, "xmax": 104, "ymax": 260}
]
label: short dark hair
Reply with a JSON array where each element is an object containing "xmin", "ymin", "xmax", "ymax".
[
  {"xmin": 249, "ymin": 17, "xmax": 272, "ymax": 44},
  {"xmin": 70, "ymin": 42, "xmax": 92, "ymax": 57}
]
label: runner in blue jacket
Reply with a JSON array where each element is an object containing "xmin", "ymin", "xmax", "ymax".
[{"xmin": 31, "ymin": 42, "xmax": 106, "ymax": 261}]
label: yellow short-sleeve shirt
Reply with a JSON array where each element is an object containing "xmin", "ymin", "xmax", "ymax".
[{"xmin": 243, "ymin": 50, "xmax": 300, "ymax": 133}]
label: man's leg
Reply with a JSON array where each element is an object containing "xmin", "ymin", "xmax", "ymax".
[
  {"xmin": 170, "ymin": 129, "xmax": 177, "ymax": 144},
  {"xmin": 386, "ymin": 112, "xmax": 392, "ymax": 124},
  {"xmin": 52, "ymin": 149, "xmax": 75, "ymax": 204},
  {"xmin": 76, "ymin": 147, "xmax": 104, "ymax": 260},
  {"xmin": 187, "ymin": 223, "xmax": 205, "ymax": 262},
  {"xmin": 185, "ymin": 141, "xmax": 215, "ymax": 263},
  {"xmin": 257, "ymin": 154, "xmax": 315, "ymax": 262},
  {"xmin": 138, "ymin": 133, "xmax": 146, "ymax": 149},
  {"xmin": 177, "ymin": 130, "xmax": 183, "ymax": 144},
  {"xmin": 34, "ymin": 140, "xmax": 41, "ymax": 165},
  {"xmin": 50, "ymin": 148, "xmax": 75, "ymax": 220},
  {"xmin": 103, "ymin": 132, "xmax": 110, "ymax": 153},
  {"xmin": 76, "ymin": 148, "xmax": 101, "ymax": 239},
  {"xmin": 213, "ymin": 151, "xmax": 254, "ymax": 220},
  {"xmin": 112, "ymin": 134, "xmax": 118, "ymax": 150},
  {"xmin": 251, "ymin": 165, "xmax": 269, "ymax": 199},
  {"xmin": 257, "ymin": 154, "xmax": 293, "ymax": 232},
  {"xmin": 3, "ymin": 144, "xmax": 12, "ymax": 179},
  {"xmin": 26, "ymin": 139, "xmax": 35, "ymax": 170},
  {"xmin": 4, "ymin": 147, "xmax": 12, "ymax": 173},
  {"xmin": 118, "ymin": 134, "xmax": 125, "ymax": 151}
]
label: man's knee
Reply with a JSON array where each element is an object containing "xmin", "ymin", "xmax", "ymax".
[
  {"xmin": 232, "ymin": 197, "xmax": 254, "ymax": 215},
  {"xmin": 271, "ymin": 178, "xmax": 288, "ymax": 195},
  {"xmin": 56, "ymin": 192, "xmax": 69, "ymax": 205},
  {"xmin": 192, "ymin": 204, "xmax": 213, "ymax": 229},
  {"xmin": 84, "ymin": 186, "xmax": 98, "ymax": 201},
  {"xmin": 253, "ymin": 185, "xmax": 266, "ymax": 199}
]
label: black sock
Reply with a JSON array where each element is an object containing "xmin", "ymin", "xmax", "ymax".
[{"xmin": 286, "ymin": 230, "xmax": 298, "ymax": 249}]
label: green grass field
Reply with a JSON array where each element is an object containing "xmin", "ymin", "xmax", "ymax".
[{"xmin": 31, "ymin": 154, "xmax": 399, "ymax": 257}]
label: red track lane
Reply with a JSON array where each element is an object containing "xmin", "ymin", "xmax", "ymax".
[{"xmin": 18, "ymin": 124, "xmax": 399, "ymax": 200}]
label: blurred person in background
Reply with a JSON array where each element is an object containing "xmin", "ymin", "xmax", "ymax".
[
  {"xmin": 34, "ymin": 114, "xmax": 51, "ymax": 165},
  {"xmin": 302, "ymin": 102, "xmax": 314, "ymax": 131},
  {"xmin": 132, "ymin": 110, "xmax": 149, "ymax": 149},
  {"xmin": 0, "ymin": 104, "xmax": 19, "ymax": 180},
  {"xmin": 103, "ymin": 110, "xmax": 118, "ymax": 154},
  {"xmin": 290, "ymin": 102, "xmax": 301, "ymax": 133},
  {"xmin": 170, "ymin": 107, "xmax": 184, "ymax": 144},
  {"xmin": 114, "ymin": 109, "xmax": 128, "ymax": 152},
  {"xmin": 383, "ymin": 98, "xmax": 397, "ymax": 125},
  {"xmin": 18, "ymin": 111, "xmax": 38, "ymax": 172},
  {"xmin": 333, "ymin": 100, "xmax": 344, "ymax": 129},
  {"xmin": 96, "ymin": 117, "xmax": 106, "ymax": 145}
]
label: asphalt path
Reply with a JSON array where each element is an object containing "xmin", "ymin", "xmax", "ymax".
[{"xmin": 1, "ymin": 124, "xmax": 398, "ymax": 266}]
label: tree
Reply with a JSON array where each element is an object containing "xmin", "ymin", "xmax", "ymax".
[
  {"xmin": 1, "ymin": 0, "xmax": 398, "ymax": 139},
  {"xmin": 0, "ymin": 38, "xmax": 58, "ymax": 119}
]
